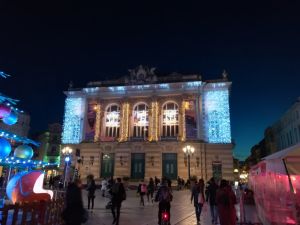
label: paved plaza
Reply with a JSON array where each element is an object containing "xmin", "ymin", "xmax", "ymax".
[{"xmin": 82, "ymin": 189, "xmax": 215, "ymax": 225}]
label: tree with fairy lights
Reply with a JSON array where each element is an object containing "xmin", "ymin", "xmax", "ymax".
[{"xmin": 0, "ymin": 71, "xmax": 54, "ymax": 205}]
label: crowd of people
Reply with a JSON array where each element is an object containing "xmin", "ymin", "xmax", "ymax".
[
  {"xmin": 61, "ymin": 175, "xmax": 238, "ymax": 225},
  {"xmin": 187, "ymin": 177, "xmax": 238, "ymax": 225},
  {"xmin": 62, "ymin": 175, "xmax": 126, "ymax": 225}
]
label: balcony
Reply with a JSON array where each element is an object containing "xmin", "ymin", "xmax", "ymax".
[
  {"xmin": 160, "ymin": 136, "xmax": 178, "ymax": 141},
  {"xmin": 129, "ymin": 137, "xmax": 147, "ymax": 142}
]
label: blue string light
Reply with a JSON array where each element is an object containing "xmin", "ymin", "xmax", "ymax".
[
  {"xmin": 203, "ymin": 88, "xmax": 232, "ymax": 143},
  {"xmin": 0, "ymin": 157, "xmax": 58, "ymax": 168},
  {"xmin": 0, "ymin": 129, "xmax": 40, "ymax": 146},
  {"xmin": 62, "ymin": 97, "xmax": 85, "ymax": 144}
]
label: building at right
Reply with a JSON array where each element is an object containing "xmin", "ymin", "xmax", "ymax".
[
  {"xmin": 247, "ymin": 97, "xmax": 300, "ymax": 164},
  {"xmin": 271, "ymin": 97, "xmax": 300, "ymax": 151}
]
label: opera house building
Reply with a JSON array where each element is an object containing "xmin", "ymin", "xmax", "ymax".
[{"xmin": 61, "ymin": 66, "xmax": 234, "ymax": 182}]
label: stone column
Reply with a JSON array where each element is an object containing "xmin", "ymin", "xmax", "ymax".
[
  {"xmin": 156, "ymin": 101, "xmax": 160, "ymax": 140},
  {"xmin": 149, "ymin": 100, "xmax": 159, "ymax": 141},
  {"xmin": 94, "ymin": 103, "xmax": 101, "ymax": 142},
  {"xmin": 127, "ymin": 103, "xmax": 133, "ymax": 139},
  {"xmin": 148, "ymin": 102, "xmax": 153, "ymax": 141},
  {"xmin": 119, "ymin": 101, "xmax": 130, "ymax": 142},
  {"xmin": 179, "ymin": 100, "xmax": 186, "ymax": 141}
]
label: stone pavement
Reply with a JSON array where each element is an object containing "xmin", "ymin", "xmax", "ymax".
[{"xmin": 82, "ymin": 189, "xmax": 212, "ymax": 225}]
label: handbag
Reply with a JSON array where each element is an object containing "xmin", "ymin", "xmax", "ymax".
[{"xmin": 198, "ymin": 193, "xmax": 204, "ymax": 204}]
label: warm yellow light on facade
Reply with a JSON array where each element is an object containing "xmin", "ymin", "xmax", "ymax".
[
  {"xmin": 149, "ymin": 101, "xmax": 159, "ymax": 141},
  {"xmin": 184, "ymin": 101, "xmax": 190, "ymax": 110},
  {"xmin": 94, "ymin": 104, "xmax": 101, "ymax": 142},
  {"xmin": 181, "ymin": 101, "xmax": 186, "ymax": 141},
  {"xmin": 119, "ymin": 102, "xmax": 129, "ymax": 142}
]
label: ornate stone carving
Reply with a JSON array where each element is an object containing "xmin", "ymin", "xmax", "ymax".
[
  {"xmin": 128, "ymin": 65, "xmax": 157, "ymax": 84},
  {"xmin": 68, "ymin": 81, "xmax": 73, "ymax": 89}
]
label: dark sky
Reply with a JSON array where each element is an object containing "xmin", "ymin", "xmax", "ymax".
[{"xmin": 0, "ymin": 1, "xmax": 299, "ymax": 159}]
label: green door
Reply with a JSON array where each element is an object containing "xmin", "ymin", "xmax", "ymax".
[
  {"xmin": 162, "ymin": 153, "xmax": 177, "ymax": 180},
  {"xmin": 212, "ymin": 162, "xmax": 222, "ymax": 183},
  {"xmin": 101, "ymin": 153, "xmax": 114, "ymax": 178},
  {"xmin": 131, "ymin": 153, "xmax": 145, "ymax": 179}
]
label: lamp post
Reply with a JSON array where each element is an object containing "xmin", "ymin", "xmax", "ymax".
[
  {"xmin": 183, "ymin": 145, "xmax": 195, "ymax": 180},
  {"xmin": 62, "ymin": 146, "xmax": 73, "ymax": 188}
]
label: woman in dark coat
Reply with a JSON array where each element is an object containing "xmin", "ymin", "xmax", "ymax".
[
  {"xmin": 62, "ymin": 179, "xmax": 87, "ymax": 225},
  {"xmin": 216, "ymin": 179, "xmax": 237, "ymax": 225}
]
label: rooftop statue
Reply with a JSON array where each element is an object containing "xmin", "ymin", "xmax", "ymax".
[
  {"xmin": 128, "ymin": 65, "xmax": 157, "ymax": 84},
  {"xmin": 68, "ymin": 81, "xmax": 74, "ymax": 89},
  {"xmin": 222, "ymin": 70, "xmax": 228, "ymax": 80}
]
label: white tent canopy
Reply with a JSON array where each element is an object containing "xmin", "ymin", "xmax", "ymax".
[{"xmin": 263, "ymin": 143, "xmax": 300, "ymax": 175}]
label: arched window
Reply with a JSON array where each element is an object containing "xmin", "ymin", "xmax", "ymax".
[
  {"xmin": 105, "ymin": 104, "xmax": 120, "ymax": 137},
  {"xmin": 133, "ymin": 103, "xmax": 149, "ymax": 138},
  {"xmin": 162, "ymin": 102, "xmax": 179, "ymax": 137}
]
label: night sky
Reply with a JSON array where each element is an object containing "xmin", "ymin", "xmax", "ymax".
[{"xmin": 0, "ymin": 1, "xmax": 299, "ymax": 160}]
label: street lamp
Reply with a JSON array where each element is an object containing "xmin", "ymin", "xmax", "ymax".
[
  {"xmin": 62, "ymin": 146, "xmax": 73, "ymax": 188},
  {"xmin": 183, "ymin": 145, "xmax": 195, "ymax": 180}
]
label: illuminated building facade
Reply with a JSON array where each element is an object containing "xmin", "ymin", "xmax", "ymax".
[
  {"xmin": 62, "ymin": 66, "xmax": 234, "ymax": 181},
  {"xmin": 271, "ymin": 97, "xmax": 300, "ymax": 150},
  {"xmin": 37, "ymin": 123, "xmax": 62, "ymax": 179}
]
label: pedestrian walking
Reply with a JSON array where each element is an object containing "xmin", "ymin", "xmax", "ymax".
[
  {"xmin": 101, "ymin": 178, "xmax": 108, "ymax": 197},
  {"xmin": 59, "ymin": 179, "xmax": 64, "ymax": 189},
  {"xmin": 177, "ymin": 176, "xmax": 181, "ymax": 191},
  {"xmin": 154, "ymin": 176, "xmax": 160, "ymax": 190},
  {"xmin": 191, "ymin": 179, "xmax": 205, "ymax": 224},
  {"xmin": 62, "ymin": 179, "xmax": 88, "ymax": 225},
  {"xmin": 137, "ymin": 179, "xmax": 147, "ymax": 206},
  {"xmin": 216, "ymin": 179, "xmax": 237, "ymax": 225},
  {"xmin": 206, "ymin": 177, "xmax": 219, "ymax": 224},
  {"xmin": 147, "ymin": 177, "xmax": 155, "ymax": 203},
  {"xmin": 181, "ymin": 178, "xmax": 185, "ymax": 189},
  {"xmin": 48, "ymin": 176, "xmax": 54, "ymax": 189},
  {"xmin": 167, "ymin": 178, "xmax": 172, "ymax": 191},
  {"xmin": 110, "ymin": 177, "xmax": 126, "ymax": 225},
  {"xmin": 86, "ymin": 175, "xmax": 96, "ymax": 212}
]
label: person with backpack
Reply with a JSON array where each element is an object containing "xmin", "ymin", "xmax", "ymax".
[
  {"xmin": 86, "ymin": 175, "xmax": 97, "ymax": 213},
  {"xmin": 155, "ymin": 178, "xmax": 173, "ymax": 225},
  {"xmin": 110, "ymin": 177, "xmax": 126, "ymax": 225},
  {"xmin": 137, "ymin": 179, "xmax": 147, "ymax": 206}
]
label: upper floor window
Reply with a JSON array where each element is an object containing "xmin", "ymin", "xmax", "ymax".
[
  {"xmin": 133, "ymin": 103, "xmax": 149, "ymax": 138},
  {"xmin": 162, "ymin": 102, "xmax": 179, "ymax": 137},
  {"xmin": 105, "ymin": 104, "xmax": 120, "ymax": 137}
]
